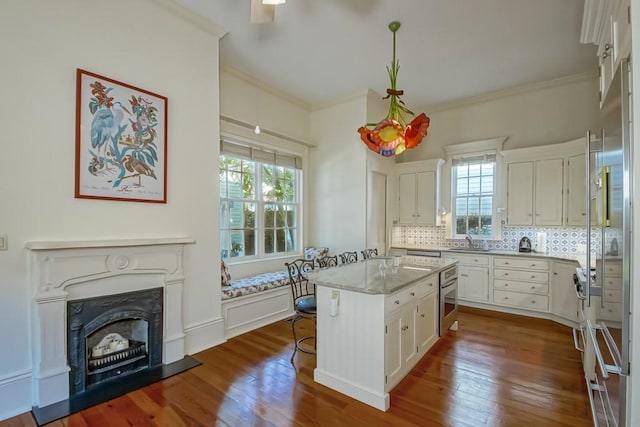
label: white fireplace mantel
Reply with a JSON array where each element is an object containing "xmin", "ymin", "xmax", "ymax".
[{"xmin": 26, "ymin": 237, "xmax": 195, "ymax": 408}]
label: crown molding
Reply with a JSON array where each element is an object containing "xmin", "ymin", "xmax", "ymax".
[
  {"xmin": 148, "ymin": 0, "xmax": 227, "ymax": 38},
  {"xmin": 425, "ymin": 71, "xmax": 598, "ymax": 114},
  {"xmin": 310, "ymin": 89, "xmax": 373, "ymax": 112},
  {"xmin": 220, "ymin": 65, "xmax": 311, "ymax": 110}
]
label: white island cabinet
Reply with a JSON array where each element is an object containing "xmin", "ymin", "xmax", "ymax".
[{"xmin": 309, "ymin": 257, "xmax": 456, "ymax": 411}]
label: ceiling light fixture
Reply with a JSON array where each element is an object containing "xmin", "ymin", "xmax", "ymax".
[
  {"xmin": 262, "ymin": 0, "xmax": 285, "ymax": 4},
  {"xmin": 358, "ymin": 21, "xmax": 430, "ymax": 157}
]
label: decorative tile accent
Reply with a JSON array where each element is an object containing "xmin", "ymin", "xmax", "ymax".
[{"xmin": 392, "ymin": 225, "xmax": 600, "ymax": 255}]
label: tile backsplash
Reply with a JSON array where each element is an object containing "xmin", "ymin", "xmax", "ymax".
[{"xmin": 392, "ymin": 225, "xmax": 601, "ymax": 255}]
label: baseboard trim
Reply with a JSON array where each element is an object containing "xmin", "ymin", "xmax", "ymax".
[
  {"xmin": 314, "ymin": 368, "xmax": 389, "ymax": 411},
  {"xmin": 0, "ymin": 369, "xmax": 32, "ymax": 422},
  {"xmin": 184, "ymin": 316, "xmax": 225, "ymax": 355},
  {"xmin": 458, "ymin": 301, "xmax": 579, "ymax": 328}
]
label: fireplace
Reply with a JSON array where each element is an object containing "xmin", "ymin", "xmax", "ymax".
[
  {"xmin": 26, "ymin": 238, "xmax": 194, "ymax": 408},
  {"xmin": 67, "ymin": 288, "xmax": 164, "ymax": 396}
]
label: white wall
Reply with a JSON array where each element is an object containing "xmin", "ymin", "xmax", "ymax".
[
  {"xmin": 0, "ymin": 0, "xmax": 223, "ymax": 419},
  {"xmin": 309, "ymin": 95, "xmax": 368, "ymax": 253},
  {"xmin": 398, "ymin": 75, "xmax": 600, "ymax": 162}
]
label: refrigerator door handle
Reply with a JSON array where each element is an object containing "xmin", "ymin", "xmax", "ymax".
[{"xmin": 585, "ymin": 130, "xmax": 591, "ymax": 306}]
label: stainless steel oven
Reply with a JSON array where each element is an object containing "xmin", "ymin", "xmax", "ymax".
[{"xmin": 439, "ymin": 265, "xmax": 458, "ymax": 335}]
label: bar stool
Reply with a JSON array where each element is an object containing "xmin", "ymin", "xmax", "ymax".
[{"xmin": 285, "ymin": 258, "xmax": 316, "ymax": 363}]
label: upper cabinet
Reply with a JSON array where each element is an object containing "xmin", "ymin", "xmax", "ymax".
[
  {"xmin": 502, "ymin": 138, "xmax": 586, "ymax": 227},
  {"xmin": 506, "ymin": 159, "xmax": 564, "ymax": 226},
  {"xmin": 395, "ymin": 159, "xmax": 444, "ymax": 226},
  {"xmin": 581, "ymin": 0, "xmax": 631, "ymax": 105}
]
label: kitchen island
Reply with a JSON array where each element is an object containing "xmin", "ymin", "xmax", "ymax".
[{"xmin": 308, "ymin": 256, "xmax": 457, "ymax": 411}]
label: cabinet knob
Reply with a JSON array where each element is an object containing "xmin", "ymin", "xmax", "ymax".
[
  {"xmin": 531, "ymin": 275, "xmax": 536, "ymax": 279},
  {"xmin": 420, "ymin": 314, "xmax": 425, "ymax": 318},
  {"xmin": 603, "ymin": 52, "xmax": 609, "ymax": 59},
  {"xmin": 605, "ymin": 43, "xmax": 612, "ymax": 51},
  {"xmin": 581, "ymin": 213, "xmax": 587, "ymax": 216},
  {"xmin": 474, "ymin": 259, "xmax": 478, "ymax": 262},
  {"xmin": 504, "ymin": 262, "xmax": 509, "ymax": 265},
  {"xmin": 531, "ymin": 300, "xmax": 536, "ymax": 304},
  {"xmin": 410, "ymin": 292, "xmax": 415, "ymax": 297},
  {"xmin": 504, "ymin": 297, "xmax": 509, "ymax": 300},
  {"xmin": 531, "ymin": 264, "xmax": 536, "ymax": 267},
  {"xmin": 531, "ymin": 286, "xmax": 536, "ymax": 290},
  {"xmin": 504, "ymin": 283, "xmax": 509, "ymax": 286},
  {"xmin": 504, "ymin": 273, "xmax": 509, "ymax": 276}
]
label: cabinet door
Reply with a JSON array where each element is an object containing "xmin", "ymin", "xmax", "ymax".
[
  {"xmin": 398, "ymin": 173, "xmax": 417, "ymax": 223},
  {"xmin": 416, "ymin": 292, "xmax": 438, "ymax": 355},
  {"xmin": 400, "ymin": 307, "xmax": 418, "ymax": 368},
  {"xmin": 459, "ymin": 265, "xmax": 489, "ymax": 302},
  {"xmin": 552, "ymin": 261, "xmax": 579, "ymax": 322},
  {"xmin": 535, "ymin": 158, "xmax": 564, "ymax": 225},
  {"xmin": 416, "ymin": 171, "xmax": 436, "ymax": 225},
  {"xmin": 506, "ymin": 162, "xmax": 534, "ymax": 226},
  {"xmin": 384, "ymin": 310, "xmax": 403, "ymax": 388},
  {"xmin": 566, "ymin": 154, "xmax": 587, "ymax": 226}
]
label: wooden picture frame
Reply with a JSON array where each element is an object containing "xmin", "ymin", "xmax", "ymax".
[{"xmin": 75, "ymin": 69, "xmax": 168, "ymax": 203}]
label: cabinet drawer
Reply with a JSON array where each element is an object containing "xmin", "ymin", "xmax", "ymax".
[
  {"xmin": 603, "ymin": 263, "xmax": 622, "ymax": 277},
  {"xmin": 603, "ymin": 276, "xmax": 622, "ymax": 290},
  {"xmin": 603, "ymin": 289, "xmax": 622, "ymax": 303},
  {"xmin": 493, "ymin": 257, "xmax": 549, "ymax": 271},
  {"xmin": 385, "ymin": 285, "xmax": 417, "ymax": 313},
  {"xmin": 493, "ymin": 268, "xmax": 549, "ymax": 283},
  {"xmin": 493, "ymin": 279, "xmax": 549, "ymax": 295},
  {"xmin": 414, "ymin": 276, "xmax": 438, "ymax": 297},
  {"xmin": 600, "ymin": 302, "xmax": 622, "ymax": 321},
  {"xmin": 450, "ymin": 253, "xmax": 489, "ymax": 266},
  {"xmin": 493, "ymin": 290, "xmax": 549, "ymax": 311}
]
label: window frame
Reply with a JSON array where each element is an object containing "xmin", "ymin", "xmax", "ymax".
[
  {"xmin": 444, "ymin": 138, "xmax": 506, "ymax": 241},
  {"xmin": 451, "ymin": 159, "xmax": 497, "ymax": 240},
  {"xmin": 219, "ymin": 153, "xmax": 302, "ymax": 261}
]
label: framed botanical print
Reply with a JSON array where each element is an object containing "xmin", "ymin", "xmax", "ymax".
[{"xmin": 75, "ymin": 69, "xmax": 168, "ymax": 203}]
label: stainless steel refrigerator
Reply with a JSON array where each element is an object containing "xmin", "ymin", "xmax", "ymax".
[{"xmin": 582, "ymin": 58, "xmax": 632, "ymax": 427}]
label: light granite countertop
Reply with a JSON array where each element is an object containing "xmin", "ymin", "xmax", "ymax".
[
  {"xmin": 391, "ymin": 245, "xmax": 585, "ymax": 266},
  {"xmin": 308, "ymin": 257, "xmax": 457, "ymax": 295}
]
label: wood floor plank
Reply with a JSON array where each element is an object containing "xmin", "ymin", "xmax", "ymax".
[{"xmin": 1, "ymin": 307, "xmax": 592, "ymax": 426}]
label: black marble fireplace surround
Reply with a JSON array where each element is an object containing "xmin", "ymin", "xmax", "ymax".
[{"xmin": 67, "ymin": 288, "xmax": 164, "ymax": 396}]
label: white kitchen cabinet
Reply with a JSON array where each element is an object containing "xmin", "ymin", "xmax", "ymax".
[
  {"xmin": 458, "ymin": 265, "xmax": 489, "ymax": 302},
  {"xmin": 566, "ymin": 154, "xmax": 588, "ymax": 226},
  {"xmin": 395, "ymin": 159, "xmax": 444, "ymax": 225},
  {"xmin": 552, "ymin": 260, "xmax": 580, "ymax": 323},
  {"xmin": 415, "ymin": 291, "xmax": 438, "ymax": 354},
  {"xmin": 398, "ymin": 171, "xmax": 436, "ymax": 225},
  {"xmin": 384, "ymin": 309, "xmax": 404, "ymax": 388},
  {"xmin": 506, "ymin": 159, "xmax": 564, "ymax": 226},
  {"xmin": 492, "ymin": 256, "xmax": 550, "ymax": 312}
]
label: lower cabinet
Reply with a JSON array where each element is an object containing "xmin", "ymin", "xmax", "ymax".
[
  {"xmin": 459, "ymin": 265, "xmax": 489, "ymax": 302},
  {"xmin": 450, "ymin": 254, "xmax": 490, "ymax": 303},
  {"xmin": 552, "ymin": 260, "xmax": 580, "ymax": 322},
  {"xmin": 384, "ymin": 277, "xmax": 438, "ymax": 391}
]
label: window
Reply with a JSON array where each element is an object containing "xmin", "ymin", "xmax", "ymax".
[
  {"xmin": 219, "ymin": 142, "xmax": 301, "ymax": 260},
  {"xmin": 452, "ymin": 156, "xmax": 496, "ymax": 238}
]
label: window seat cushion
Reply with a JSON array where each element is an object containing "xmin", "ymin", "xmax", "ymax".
[{"xmin": 221, "ymin": 270, "xmax": 290, "ymax": 300}]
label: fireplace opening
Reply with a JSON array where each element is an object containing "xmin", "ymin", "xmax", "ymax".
[{"xmin": 67, "ymin": 288, "xmax": 163, "ymax": 396}]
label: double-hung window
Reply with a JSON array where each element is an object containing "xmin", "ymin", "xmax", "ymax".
[
  {"xmin": 219, "ymin": 140, "xmax": 302, "ymax": 260},
  {"xmin": 452, "ymin": 154, "xmax": 497, "ymax": 238}
]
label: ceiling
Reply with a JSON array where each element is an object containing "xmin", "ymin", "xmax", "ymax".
[{"xmin": 179, "ymin": 0, "xmax": 598, "ymax": 110}]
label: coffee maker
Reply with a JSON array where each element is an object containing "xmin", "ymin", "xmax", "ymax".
[{"xmin": 518, "ymin": 236, "xmax": 532, "ymax": 253}]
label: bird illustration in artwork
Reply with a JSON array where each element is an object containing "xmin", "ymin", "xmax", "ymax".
[
  {"xmin": 90, "ymin": 108, "xmax": 115, "ymax": 160},
  {"xmin": 121, "ymin": 154, "xmax": 157, "ymax": 187}
]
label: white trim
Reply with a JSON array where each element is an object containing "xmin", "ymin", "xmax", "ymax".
[
  {"xmin": 148, "ymin": 0, "xmax": 227, "ymax": 38},
  {"xmin": 184, "ymin": 317, "xmax": 226, "ymax": 355},
  {"xmin": 221, "ymin": 65, "xmax": 311, "ymax": 110},
  {"xmin": 220, "ymin": 115, "xmax": 316, "ymax": 148},
  {"xmin": 222, "ymin": 287, "xmax": 294, "ymax": 339},
  {"xmin": 459, "ymin": 300, "xmax": 579, "ymax": 329},
  {"xmin": 25, "ymin": 237, "xmax": 195, "ymax": 250},
  {"xmin": 444, "ymin": 137, "xmax": 507, "ymax": 156},
  {"xmin": 314, "ymin": 368, "xmax": 389, "ymax": 411},
  {"xmin": 426, "ymin": 72, "xmax": 597, "ymax": 113},
  {"xmin": 500, "ymin": 137, "xmax": 585, "ymax": 160},
  {"xmin": 0, "ymin": 370, "xmax": 31, "ymax": 421}
]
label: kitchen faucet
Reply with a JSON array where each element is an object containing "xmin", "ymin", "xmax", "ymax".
[{"xmin": 466, "ymin": 234, "xmax": 474, "ymax": 249}]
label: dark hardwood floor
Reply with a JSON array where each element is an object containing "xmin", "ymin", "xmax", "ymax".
[{"xmin": 4, "ymin": 307, "xmax": 592, "ymax": 426}]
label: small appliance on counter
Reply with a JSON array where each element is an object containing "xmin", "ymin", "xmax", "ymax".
[{"xmin": 518, "ymin": 236, "xmax": 532, "ymax": 253}]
